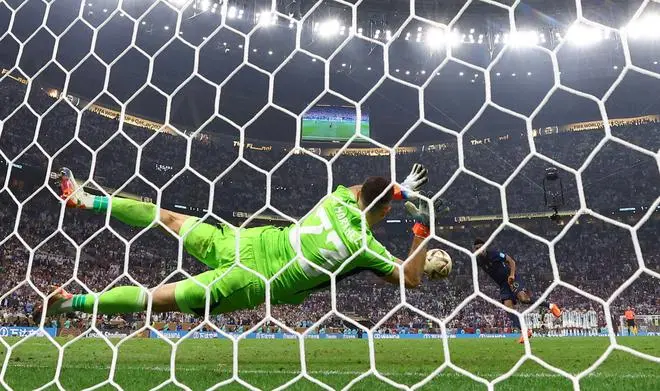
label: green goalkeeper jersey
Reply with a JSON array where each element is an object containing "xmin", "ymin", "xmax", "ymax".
[{"xmin": 255, "ymin": 185, "xmax": 397, "ymax": 305}]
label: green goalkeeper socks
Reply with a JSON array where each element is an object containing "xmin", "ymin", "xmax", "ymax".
[
  {"xmin": 68, "ymin": 286, "xmax": 147, "ymax": 314},
  {"xmin": 91, "ymin": 196, "xmax": 157, "ymax": 228}
]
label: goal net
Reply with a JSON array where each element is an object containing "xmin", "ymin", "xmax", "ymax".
[{"xmin": 1, "ymin": 0, "xmax": 659, "ymax": 390}]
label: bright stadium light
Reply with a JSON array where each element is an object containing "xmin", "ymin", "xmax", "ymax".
[
  {"xmin": 201, "ymin": 0, "xmax": 210, "ymax": 12},
  {"xmin": 426, "ymin": 28, "xmax": 444, "ymax": 49},
  {"xmin": 405, "ymin": 32, "xmax": 410, "ymax": 40},
  {"xmin": 318, "ymin": 19, "xmax": 340, "ymax": 37},
  {"xmin": 627, "ymin": 14, "xmax": 660, "ymax": 39},
  {"xmin": 385, "ymin": 30, "xmax": 392, "ymax": 40},
  {"xmin": 357, "ymin": 27, "xmax": 363, "ymax": 35},
  {"xmin": 566, "ymin": 24, "xmax": 604, "ymax": 46},
  {"xmin": 509, "ymin": 30, "xmax": 539, "ymax": 47},
  {"xmin": 227, "ymin": 6, "xmax": 237, "ymax": 19},
  {"xmin": 238, "ymin": 9, "xmax": 244, "ymax": 19}
]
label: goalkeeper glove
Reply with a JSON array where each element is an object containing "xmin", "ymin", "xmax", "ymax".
[
  {"xmin": 394, "ymin": 163, "xmax": 428, "ymax": 200},
  {"xmin": 405, "ymin": 197, "xmax": 431, "ymax": 239}
]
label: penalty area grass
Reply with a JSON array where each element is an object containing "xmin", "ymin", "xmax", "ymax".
[{"xmin": 0, "ymin": 336, "xmax": 658, "ymax": 390}]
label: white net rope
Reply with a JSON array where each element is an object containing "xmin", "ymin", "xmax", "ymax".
[{"xmin": 0, "ymin": 0, "xmax": 658, "ymax": 390}]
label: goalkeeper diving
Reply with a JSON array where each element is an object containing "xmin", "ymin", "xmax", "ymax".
[{"xmin": 36, "ymin": 165, "xmax": 435, "ymax": 319}]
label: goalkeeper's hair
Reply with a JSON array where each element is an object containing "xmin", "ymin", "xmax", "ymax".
[
  {"xmin": 474, "ymin": 238, "xmax": 486, "ymax": 246},
  {"xmin": 360, "ymin": 176, "xmax": 393, "ymax": 210}
]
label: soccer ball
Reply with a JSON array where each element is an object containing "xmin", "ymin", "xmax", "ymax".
[{"xmin": 425, "ymin": 248, "xmax": 452, "ymax": 279}]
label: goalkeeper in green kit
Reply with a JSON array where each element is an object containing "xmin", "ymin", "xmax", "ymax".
[{"xmin": 36, "ymin": 164, "xmax": 432, "ymax": 319}]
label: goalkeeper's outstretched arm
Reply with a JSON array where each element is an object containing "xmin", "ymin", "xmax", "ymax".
[
  {"xmin": 385, "ymin": 235, "xmax": 427, "ymax": 288},
  {"xmin": 383, "ymin": 197, "xmax": 430, "ymax": 288}
]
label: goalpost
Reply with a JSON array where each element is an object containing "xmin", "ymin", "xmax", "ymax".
[{"xmin": 0, "ymin": 0, "xmax": 659, "ymax": 390}]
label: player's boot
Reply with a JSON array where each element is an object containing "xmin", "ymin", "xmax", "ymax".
[
  {"xmin": 32, "ymin": 286, "xmax": 73, "ymax": 322},
  {"xmin": 549, "ymin": 303, "xmax": 562, "ymax": 318},
  {"xmin": 518, "ymin": 329, "xmax": 533, "ymax": 344},
  {"xmin": 58, "ymin": 167, "xmax": 90, "ymax": 208}
]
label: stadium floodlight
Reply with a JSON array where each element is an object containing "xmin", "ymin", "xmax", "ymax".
[
  {"xmin": 238, "ymin": 9, "xmax": 244, "ymax": 18},
  {"xmin": 405, "ymin": 32, "xmax": 410, "ymax": 40},
  {"xmin": 566, "ymin": 24, "xmax": 603, "ymax": 46},
  {"xmin": 527, "ymin": 71, "xmax": 532, "ymax": 76},
  {"xmin": 268, "ymin": 50, "xmax": 273, "ymax": 55},
  {"xmin": 357, "ymin": 27, "xmax": 363, "ymax": 35},
  {"xmin": 386, "ymin": 30, "xmax": 392, "ymax": 40},
  {"xmin": 420, "ymin": 70, "xmax": 426, "ymax": 74},
  {"xmin": 509, "ymin": 30, "xmax": 540, "ymax": 47},
  {"xmin": 228, "ymin": 6, "xmax": 237, "ymax": 19},
  {"xmin": 367, "ymin": 66, "xmax": 371, "ymax": 70},
  {"xmin": 418, "ymin": 26, "xmax": 422, "ymax": 32},
  {"xmin": 425, "ymin": 28, "xmax": 444, "ymax": 49},
  {"xmin": 494, "ymin": 33, "xmax": 500, "ymax": 44},
  {"xmin": 470, "ymin": 28, "xmax": 475, "ymax": 34},
  {"xmin": 257, "ymin": 12, "xmax": 277, "ymax": 27},
  {"xmin": 102, "ymin": 8, "xmax": 107, "ymax": 13},
  {"xmin": 405, "ymin": 70, "xmax": 410, "ymax": 75},
  {"xmin": 318, "ymin": 19, "xmax": 340, "ymax": 37},
  {"xmin": 496, "ymin": 72, "xmax": 501, "ymax": 76},
  {"xmin": 627, "ymin": 14, "xmax": 660, "ymax": 39},
  {"xmin": 512, "ymin": 72, "xmax": 516, "ymax": 76},
  {"xmin": 459, "ymin": 71, "xmax": 464, "ymax": 76},
  {"xmin": 164, "ymin": 25, "xmax": 169, "ymax": 30},
  {"xmin": 201, "ymin": 0, "xmax": 211, "ymax": 12}
]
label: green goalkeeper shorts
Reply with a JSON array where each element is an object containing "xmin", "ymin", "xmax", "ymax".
[{"xmin": 174, "ymin": 218, "xmax": 266, "ymax": 315}]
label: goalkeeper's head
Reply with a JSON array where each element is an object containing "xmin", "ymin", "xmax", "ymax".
[{"xmin": 358, "ymin": 176, "xmax": 393, "ymax": 227}]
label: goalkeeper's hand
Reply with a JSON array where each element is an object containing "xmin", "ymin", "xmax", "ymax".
[
  {"xmin": 405, "ymin": 197, "xmax": 430, "ymax": 239},
  {"xmin": 395, "ymin": 163, "xmax": 428, "ymax": 200}
]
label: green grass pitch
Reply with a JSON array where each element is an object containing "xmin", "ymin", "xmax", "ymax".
[
  {"xmin": 1, "ymin": 337, "xmax": 658, "ymax": 390},
  {"xmin": 301, "ymin": 120, "xmax": 369, "ymax": 141}
]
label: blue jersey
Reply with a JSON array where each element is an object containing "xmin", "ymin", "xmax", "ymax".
[{"xmin": 477, "ymin": 250, "xmax": 510, "ymax": 284}]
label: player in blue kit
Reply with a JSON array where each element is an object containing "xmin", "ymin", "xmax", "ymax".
[{"xmin": 473, "ymin": 238, "xmax": 562, "ymax": 343}]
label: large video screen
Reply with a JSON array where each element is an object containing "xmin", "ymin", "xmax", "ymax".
[{"xmin": 302, "ymin": 106, "xmax": 370, "ymax": 141}]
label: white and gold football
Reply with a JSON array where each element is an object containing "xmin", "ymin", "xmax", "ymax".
[{"xmin": 424, "ymin": 248, "xmax": 452, "ymax": 279}]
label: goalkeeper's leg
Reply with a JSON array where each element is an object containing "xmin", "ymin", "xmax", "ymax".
[
  {"xmin": 59, "ymin": 167, "xmax": 189, "ymax": 234},
  {"xmin": 33, "ymin": 283, "xmax": 179, "ymax": 322}
]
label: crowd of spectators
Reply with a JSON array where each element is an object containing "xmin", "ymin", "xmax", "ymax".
[{"xmin": 1, "ymin": 78, "xmax": 658, "ymax": 335}]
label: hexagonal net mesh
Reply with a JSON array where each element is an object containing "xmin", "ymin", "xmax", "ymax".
[{"xmin": 0, "ymin": 0, "xmax": 659, "ymax": 390}]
